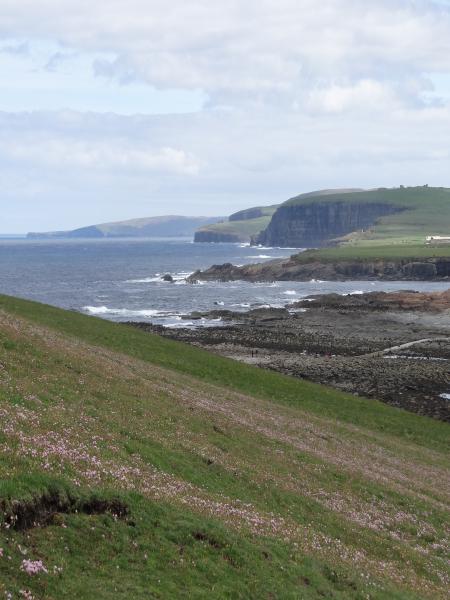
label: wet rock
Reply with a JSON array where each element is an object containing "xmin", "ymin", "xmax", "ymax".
[{"xmin": 128, "ymin": 289, "xmax": 450, "ymax": 422}]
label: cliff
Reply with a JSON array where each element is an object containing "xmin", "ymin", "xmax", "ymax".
[
  {"xmin": 194, "ymin": 229, "xmax": 248, "ymax": 243},
  {"xmin": 256, "ymin": 201, "xmax": 405, "ymax": 247},
  {"xmin": 255, "ymin": 186, "xmax": 450, "ymax": 248}
]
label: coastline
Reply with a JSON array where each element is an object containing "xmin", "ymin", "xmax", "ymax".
[
  {"xmin": 188, "ymin": 246, "xmax": 450, "ymax": 282},
  {"xmin": 129, "ymin": 289, "xmax": 450, "ymax": 422}
]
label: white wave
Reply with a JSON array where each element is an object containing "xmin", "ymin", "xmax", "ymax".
[
  {"xmin": 440, "ymin": 393, "xmax": 450, "ymax": 400},
  {"xmin": 126, "ymin": 276, "xmax": 162, "ymax": 283},
  {"xmin": 349, "ymin": 290, "xmax": 364, "ymax": 295},
  {"xmin": 127, "ymin": 270, "xmax": 193, "ymax": 284},
  {"xmin": 83, "ymin": 306, "xmax": 166, "ymax": 318},
  {"xmin": 310, "ymin": 279, "xmax": 325, "ymax": 283},
  {"xmin": 175, "ymin": 271, "xmax": 193, "ymax": 277},
  {"xmin": 284, "ymin": 290, "xmax": 297, "ymax": 296},
  {"xmin": 248, "ymin": 255, "xmax": 272, "ymax": 259}
]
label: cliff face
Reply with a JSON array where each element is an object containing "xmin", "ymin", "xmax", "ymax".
[{"xmin": 256, "ymin": 202, "xmax": 405, "ymax": 247}]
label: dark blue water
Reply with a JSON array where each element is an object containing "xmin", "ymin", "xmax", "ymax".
[{"xmin": 1, "ymin": 238, "xmax": 449, "ymax": 327}]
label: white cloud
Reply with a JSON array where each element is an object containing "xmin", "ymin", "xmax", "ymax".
[
  {"xmin": 0, "ymin": 136, "xmax": 200, "ymax": 175},
  {"xmin": 1, "ymin": 104, "xmax": 450, "ymax": 223},
  {"xmin": 1, "ymin": 1, "xmax": 450, "ymax": 107},
  {"xmin": 1, "ymin": 1, "xmax": 450, "ymax": 230},
  {"xmin": 307, "ymin": 80, "xmax": 400, "ymax": 113}
]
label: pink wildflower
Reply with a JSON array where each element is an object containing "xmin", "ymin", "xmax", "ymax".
[{"xmin": 20, "ymin": 559, "xmax": 48, "ymax": 575}]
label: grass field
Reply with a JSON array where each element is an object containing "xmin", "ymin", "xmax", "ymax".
[
  {"xmin": 0, "ymin": 295, "xmax": 449, "ymax": 599},
  {"xmin": 292, "ymin": 244, "xmax": 450, "ymax": 263}
]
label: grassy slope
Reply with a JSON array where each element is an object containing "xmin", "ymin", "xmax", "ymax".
[
  {"xmin": 197, "ymin": 207, "xmax": 278, "ymax": 240},
  {"xmin": 284, "ymin": 186, "xmax": 450, "ymax": 244},
  {"xmin": 197, "ymin": 216, "xmax": 273, "ymax": 238},
  {"xmin": 0, "ymin": 295, "xmax": 449, "ymax": 599},
  {"xmin": 292, "ymin": 244, "xmax": 450, "ymax": 263},
  {"xmin": 97, "ymin": 216, "xmax": 221, "ymax": 236}
]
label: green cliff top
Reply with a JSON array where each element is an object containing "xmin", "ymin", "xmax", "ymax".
[{"xmin": 292, "ymin": 243, "xmax": 450, "ymax": 262}]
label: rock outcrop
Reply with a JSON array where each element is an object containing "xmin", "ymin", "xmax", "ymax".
[
  {"xmin": 256, "ymin": 201, "xmax": 406, "ymax": 247},
  {"xmin": 188, "ymin": 256, "xmax": 450, "ymax": 282}
]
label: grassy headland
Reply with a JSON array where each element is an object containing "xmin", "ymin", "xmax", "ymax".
[
  {"xmin": 0, "ymin": 295, "xmax": 449, "ymax": 598},
  {"xmin": 284, "ymin": 186, "xmax": 450, "ymax": 246},
  {"xmin": 195, "ymin": 206, "xmax": 278, "ymax": 243}
]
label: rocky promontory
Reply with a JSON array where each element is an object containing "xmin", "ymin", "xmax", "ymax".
[{"xmin": 188, "ymin": 254, "xmax": 450, "ymax": 282}]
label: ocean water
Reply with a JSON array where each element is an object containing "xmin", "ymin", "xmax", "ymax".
[{"xmin": 1, "ymin": 238, "xmax": 449, "ymax": 328}]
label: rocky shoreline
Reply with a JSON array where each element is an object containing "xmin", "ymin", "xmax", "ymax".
[
  {"xmin": 188, "ymin": 255, "xmax": 450, "ymax": 282},
  {"xmin": 129, "ymin": 289, "xmax": 450, "ymax": 422}
]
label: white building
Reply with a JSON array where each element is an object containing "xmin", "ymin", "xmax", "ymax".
[{"xmin": 426, "ymin": 235, "xmax": 450, "ymax": 244}]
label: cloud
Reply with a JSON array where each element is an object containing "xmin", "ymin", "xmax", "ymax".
[
  {"xmin": 0, "ymin": 135, "xmax": 200, "ymax": 176},
  {"xmin": 0, "ymin": 40, "xmax": 29, "ymax": 55},
  {"xmin": 307, "ymin": 80, "xmax": 401, "ymax": 113},
  {"xmin": 1, "ymin": 104, "xmax": 449, "ymax": 216},
  {"xmin": 44, "ymin": 51, "xmax": 75, "ymax": 72},
  {"xmin": 1, "ymin": 0, "xmax": 450, "ymax": 108},
  {"xmin": 1, "ymin": 1, "xmax": 450, "ymax": 231}
]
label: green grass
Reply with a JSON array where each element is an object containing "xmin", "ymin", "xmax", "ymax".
[
  {"xmin": 0, "ymin": 295, "xmax": 448, "ymax": 599},
  {"xmin": 197, "ymin": 216, "xmax": 273, "ymax": 241},
  {"xmin": 196, "ymin": 206, "xmax": 278, "ymax": 241},
  {"xmin": 291, "ymin": 244, "xmax": 450, "ymax": 263},
  {"xmin": 0, "ymin": 294, "xmax": 447, "ymax": 453},
  {"xmin": 0, "ymin": 477, "xmax": 418, "ymax": 600}
]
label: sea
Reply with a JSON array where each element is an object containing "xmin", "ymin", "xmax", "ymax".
[{"xmin": 1, "ymin": 237, "xmax": 449, "ymax": 328}]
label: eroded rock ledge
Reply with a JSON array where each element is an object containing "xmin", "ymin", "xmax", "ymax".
[{"xmin": 188, "ymin": 256, "xmax": 450, "ymax": 282}]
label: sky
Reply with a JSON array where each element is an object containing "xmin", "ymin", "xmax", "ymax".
[{"xmin": 1, "ymin": 1, "xmax": 450, "ymax": 232}]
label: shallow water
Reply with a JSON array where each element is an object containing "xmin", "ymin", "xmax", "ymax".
[{"xmin": 1, "ymin": 238, "xmax": 449, "ymax": 327}]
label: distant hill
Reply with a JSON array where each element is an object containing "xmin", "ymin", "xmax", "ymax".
[
  {"xmin": 27, "ymin": 215, "xmax": 224, "ymax": 239},
  {"xmin": 194, "ymin": 205, "xmax": 278, "ymax": 243},
  {"xmin": 256, "ymin": 186, "xmax": 450, "ymax": 247}
]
